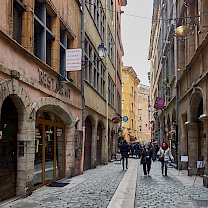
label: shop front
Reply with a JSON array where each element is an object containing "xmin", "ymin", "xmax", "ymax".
[{"xmin": 34, "ymin": 110, "xmax": 65, "ymax": 188}]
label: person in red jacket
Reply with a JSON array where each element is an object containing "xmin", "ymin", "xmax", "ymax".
[{"xmin": 157, "ymin": 141, "xmax": 174, "ymax": 176}]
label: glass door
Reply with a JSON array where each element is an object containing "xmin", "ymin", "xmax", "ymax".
[
  {"xmin": 35, "ymin": 111, "xmax": 65, "ymax": 188},
  {"xmin": 56, "ymin": 127, "xmax": 64, "ymax": 179},
  {"xmin": 45, "ymin": 125, "xmax": 54, "ymax": 183},
  {"xmin": 34, "ymin": 123, "xmax": 43, "ymax": 186}
]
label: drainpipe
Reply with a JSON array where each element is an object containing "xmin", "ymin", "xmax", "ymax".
[
  {"xmin": 81, "ymin": 0, "xmax": 85, "ymax": 174},
  {"xmin": 173, "ymin": 0, "xmax": 179, "ymax": 169}
]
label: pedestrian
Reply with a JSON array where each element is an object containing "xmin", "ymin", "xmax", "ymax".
[
  {"xmin": 120, "ymin": 140, "xmax": 130, "ymax": 170},
  {"xmin": 134, "ymin": 142, "xmax": 140, "ymax": 158},
  {"xmin": 157, "ymin": 141, "xmax": 174, "ymax": 176},
  {"xmin": 140, "ymin": 143, "xmax": 153, "ymax": 176},
  {"xmin": 152, "ymin": 142, "xmax": 159, "ymax": 161}
]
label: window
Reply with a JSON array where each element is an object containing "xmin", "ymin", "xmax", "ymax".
[
  {"xmin": 109, "ymin": 0, "xmax": 113, "ymax": 19},
  {"xmin": 34, "ymin": 0, "xmax": 55, "ymax": 66},
  {"xmin": 84, "ymin": 39, "xmax": 105, "ymax": 97},
  {"xmin": 13, "ymin": 0, "xmax": 26, "ymax": 44},
  {"xmin": 117, "ymin": 92, "xmax": 121, "ymax": 115},
  {"xmin": 139, "ymin": 126, "xmax": 142, "ymax": 132},
  {"xmin": 60, "ymin": 28, "xmax": 71, "ymax": 78},
  {"xmin": 108, "ymin": 76, "xmax": 115, "ymax": 106},
  {"xmin": 86, "ymin": 0, "xmax": 105, "ymax": 40},
  {"xmin": 131, "ymin": 103, "xmax": 133, "ymax": 112},
  {"xmin": 107, "ymin": 27, "xmax": 115, "ymax": 64}
]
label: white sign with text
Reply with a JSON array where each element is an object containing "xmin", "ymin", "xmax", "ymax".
[{"xmin": 66, "ymin": 49, "xmax": 82, "ymax": 71}]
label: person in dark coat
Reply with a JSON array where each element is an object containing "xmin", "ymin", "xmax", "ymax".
[
  {"xmin": 120, "ymin": 140, "xmax": 130, "ymax": 170},
  {"xmin": 134, "ymin": 142, "xmax": 140, "ymax": 158},
  {"xmin": 140, "ymin": 143, "xmax": 153, "ymax": 176}
]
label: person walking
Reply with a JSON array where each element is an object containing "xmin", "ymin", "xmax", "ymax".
[
  {"xmin": 140, "ymin": 143, "xmax": 153, "ymax": 176},
  {"xmin": 120, "ymin": 140, "xmax": 130, "ymax": 170},
  {"xmin": 157, "ymin": 141, "xmax": 174, "ymax": 176},
  {"xmin": 134, "ymin": 142, "xmax": 141, "ymax": 158}
]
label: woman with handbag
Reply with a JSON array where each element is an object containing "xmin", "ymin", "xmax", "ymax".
[
  {"xmin": 157, "ymin": 141, "xmax": 174, "ymax": 176},
  {"xmin": 140, "ymin": 143, "xmax": 153, "ymax": 176}
]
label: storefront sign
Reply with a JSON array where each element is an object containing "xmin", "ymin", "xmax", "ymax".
[{"xmin": 38, "ymin": 68, "xmax": 70, "ymax": 98}]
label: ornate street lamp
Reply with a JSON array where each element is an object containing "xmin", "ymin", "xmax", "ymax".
[
  {"xmin": 175, "ymin": 25, "xmax": 191, "ymax": 37},
  {"xmin": 97, "ymin": 41, "xmax": 107, "ymax": 60}
]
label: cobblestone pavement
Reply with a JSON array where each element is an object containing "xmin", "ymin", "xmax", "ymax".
[
  {"xmin": 1, "ymin": 160, "xmax": 128, "ymax": 208},
  {"xmin": 1, "ymin": 158, "xmax": 208, "ymax": 208},
  {"xmin": 135, "ymin": 160, "xmax": 208, "ymax": 208}
]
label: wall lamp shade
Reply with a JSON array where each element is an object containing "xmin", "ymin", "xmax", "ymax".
[
  {"xmin": 97, "ymin": 42, "xmax": 107, "ymax": 59},
  {"xmin": 175, "ymin": 25, "xmax": 191, "ymax": 37}
]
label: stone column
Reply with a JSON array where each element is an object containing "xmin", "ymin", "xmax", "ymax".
[
  {"xmin": 199, "ymin": 115, "xmax": 208, "ymax": 187},
  {"xmin": 185, "ymin": 122, "xmax": 198, "ymax": 175},
  {"xmin": 22, "ymin": 0, "xmax": 34, "ymax": 52},
  {"xmin": 102, "ymin": 126, "xmax": 108, "ymax": 165}
]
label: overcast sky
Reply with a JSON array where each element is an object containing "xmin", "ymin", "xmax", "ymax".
[{"xmin": 121, "ymin": 1, "xmax": 153, "ymax": 86}]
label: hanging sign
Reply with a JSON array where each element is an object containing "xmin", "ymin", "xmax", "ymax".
[
  {"xmin": 154, "ymin": 97, "xmax": 165, "ymax": 109},
  {"xmin": 66, "ymin": 48, "xmax": 82, "ymax": 71}
]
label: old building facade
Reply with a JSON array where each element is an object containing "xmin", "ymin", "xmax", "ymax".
[
  {"xmin": 0, "ymin": 0, "xmax": 83, "ymax": 201},
  {"xmin": 122, "ymin": 66, "xmax": 140, "ymax": 142},
  {"xmin": 0, "ymin": 0, "xmax": 127, "ymax": 202},
  {"xmin": 149, "ymin": 0, "xmax": 208, "ymax": 188},
  {"xmin": 83, "ymin": 0, "xmax": 126, "ymax": 166},
  {"xmin": 138, "ymin": 84, "xmax": 151, "ymax": 143}
]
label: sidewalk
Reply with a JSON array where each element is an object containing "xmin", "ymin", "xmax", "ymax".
[
  {"xmin": 168, "ymin": 165, "xmax": 203, "ymax": 186},
  {"xmin": 107, "ymin": 159, "xmax": 138, "ymax": 208}
]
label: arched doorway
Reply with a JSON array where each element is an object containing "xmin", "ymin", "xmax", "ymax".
[
  {"xmin": 197, "ymin": 100, "xmax": 204, "ymax": 161},
  {"xmin": 96, "ymin": 122, "xmax": 102, "ymax": 165},
  {"xmin": 34, "ymin": 110, "xmax": 65, "ymax": 188},
  {"xmin": 84, "ymin": 116, "xmax": 92, "ymax": 170},
  {"xmin": 0, "ymin": 97, "xmax": 18, "ymax": 201},
  {"xmin": 188, "ymin": 89, "xmax": 204, "ymax": 175}
]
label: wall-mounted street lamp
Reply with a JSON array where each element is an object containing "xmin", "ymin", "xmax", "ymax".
[
  {"xmin": 97, "ymin": 42, "xmax": 106, "ymax": 60},
  {"xmin": 175, "ymin": 25, "xmax": 192, "ymax": 37}
]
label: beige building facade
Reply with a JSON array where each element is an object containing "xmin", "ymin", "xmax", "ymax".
[
  {"xmin": 122, "ymin": 66, "xmax": 140, "ymax": 142},
  {"xmin": 149, "ymin": 0, "xmax": 208, "ymax": 188},
  {"xmin": 138, "ymin": 84, "xmax": 151, "ymax": 143},
  {"xmin": 0, "ymin": 0, "xmax": 127, "ymax": 202},
  {"xmin": 83, "ymin": 0, "xmax": 127, "ymax": 167}
]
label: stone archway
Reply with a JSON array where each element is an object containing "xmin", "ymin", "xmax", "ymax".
[
  {"xmin": 186, "ymin": 88, "xmax": 203, "ymax": 175},
  {"xmin": 96, "ymin": 120, "xmax": 105, "ymax": 166},
  {"xmin": 84, "ymin": 115, "xmax": 95, "ymax": 170},
  {"xmin": 0, "ymin": 79, "xmax": 30, "ymax": 200},
  {"xmin": 29, "ymin": 97, "xmax": 75, "ymax": 178}
]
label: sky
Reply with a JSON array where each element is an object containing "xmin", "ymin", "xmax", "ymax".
[{"xmin": 121, "ymin": 1, "xmax": 153, "ymax": 86}]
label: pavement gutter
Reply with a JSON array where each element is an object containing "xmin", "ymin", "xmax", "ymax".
[{"xmin": 107, "ymin": 159, "xmax": 139, "ymax": 208}]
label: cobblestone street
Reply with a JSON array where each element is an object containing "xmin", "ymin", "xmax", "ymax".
[
  {"xmin": 135, "ymin": 161, "xmax": 208, "ymax": 208},
  {"xmin": 1, "ymin": 158, "xmax": 208, "ymax": 208}
]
